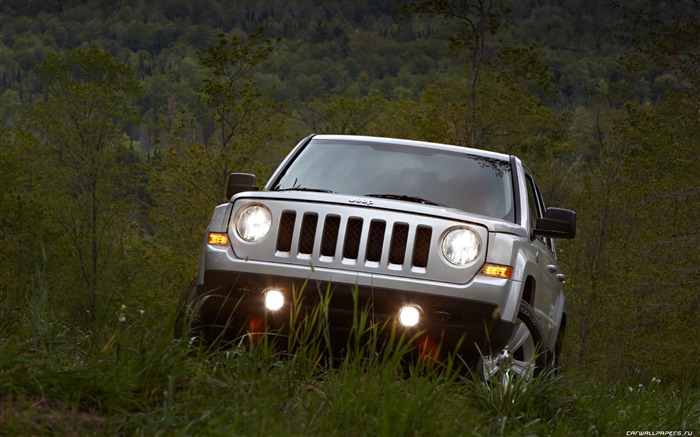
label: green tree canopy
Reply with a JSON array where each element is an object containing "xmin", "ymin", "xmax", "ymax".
[{"xmin": 28, "ymin": 45, "xmax": 141, "ymax": 320}]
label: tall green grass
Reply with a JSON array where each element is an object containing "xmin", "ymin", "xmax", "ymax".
[{"xmin": 1, "ymin": 277, "xmax": 698, "ymax": 436}]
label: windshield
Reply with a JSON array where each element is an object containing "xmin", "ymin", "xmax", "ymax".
[{"xmin": 271, "ymin": 139, "xmax": 514, "ymax": 221}]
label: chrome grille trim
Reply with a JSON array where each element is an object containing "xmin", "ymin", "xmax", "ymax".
[{"xmin": 275, "ymin": 212, "xmax": 429, "ymax": 270}]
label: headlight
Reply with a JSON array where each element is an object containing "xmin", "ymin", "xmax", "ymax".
[
  {"xmin": 235, "ymin": 204, "xmax": 272, "ymax": 242},
  {"xmin": 441, "ymin": 227, "xmax": 480, "ymax": 265}
]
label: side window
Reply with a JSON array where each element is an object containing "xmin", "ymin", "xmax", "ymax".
[{"xmin": 525, "ymin": 174, "xmax": 554, "ymax": 251}]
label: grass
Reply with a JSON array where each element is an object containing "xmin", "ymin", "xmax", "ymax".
[{"xmin": 1, "ymin": 282, "xmax": 698, "ymax": 436}]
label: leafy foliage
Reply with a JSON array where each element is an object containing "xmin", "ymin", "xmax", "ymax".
[
  {"xmin": 0, "ymin": 0, "xmax": 698, "ymax": 398},
  {"xmin": 22, "ymin": 45, "xmax": 141, "ymax": 322}
]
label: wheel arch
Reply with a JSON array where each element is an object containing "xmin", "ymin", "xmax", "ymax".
[{"xmin": 521, "ymin": 275, "xmax": 536, "ymax": 307}]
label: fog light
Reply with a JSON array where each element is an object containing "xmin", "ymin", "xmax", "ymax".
[
  {"xmin": 263, "ymin": 289, "xmax": 284, "ymax": 311},
  {"xmin": 399, "ymin": 305, "xmax": 421, "ymax": 327}
]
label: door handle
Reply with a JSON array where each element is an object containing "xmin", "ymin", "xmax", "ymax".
[
  {"xmin": 547, "ymin": 264, "xmax": 558, "ymax": 273},
  {"xmin": 556, "ymin": 273, "xmax": 566, "ymax": 283}
]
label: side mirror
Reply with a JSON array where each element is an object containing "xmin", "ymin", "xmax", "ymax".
[
  {"xmin": 534, "ymin": 207, "xmax": 576, "ymax": 239},
  {"xmin": 226, "ymin": 173, "xmax": 258, "ymax": 199}
]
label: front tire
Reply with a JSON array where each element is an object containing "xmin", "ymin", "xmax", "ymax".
[{"xmin": 480, "ymin": 300, "xmax": 549, "ymax": 386}]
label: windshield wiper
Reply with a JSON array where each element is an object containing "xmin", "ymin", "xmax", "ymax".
[
  {"xmin": 275, "ymin": 187, "xmax": 336, "ymax": 193},
  {"xmin": 364, "ymin": 193, "xmax": 445, "ymax": 206}
]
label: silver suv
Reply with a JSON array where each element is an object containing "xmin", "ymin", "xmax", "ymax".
[{"xmin": 182, "ymin": 134, "xmax": 576, "ymax": 380}]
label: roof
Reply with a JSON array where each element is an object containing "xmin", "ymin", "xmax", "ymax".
[{"xmin": 311, "ymin": 134, "xmax": 512, "ymax": 161}]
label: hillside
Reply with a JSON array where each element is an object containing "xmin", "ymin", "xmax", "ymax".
[
  {"xmin": 1, "ymin": 0, "xmax": 644, "ymax": 123},
  {"xmin": 1, "ymin": 0, "xmax": 699, "ymax": 387}
]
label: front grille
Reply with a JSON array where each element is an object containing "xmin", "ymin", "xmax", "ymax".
[
  {"xmin": 412, "ymin": 226, "xmax": 433, "ymax": 268},
  {"xmin": 389, "ymin": 223, "xmax": 409, "ymax": 265},
  {"xmin": 277, "ymin": 211, "xmax": 296, "ymax": 252},
  {"xmin": 366, "ymin": 220, "xmax": 386, "ymax": 262},
  {"xmin": 321, "ymin": 215, "xmax": 340, "ymax": 256},
  {"xmin": 299, "ymin": 213, "xmax": 318, "ymax": 255},
  {"xmin": 275, "ymin": 212, "xmax": 432, "ymax": 269},
  {"xmin": 343, "ymin": 217, "xmax": 363, "ymax": 260}
]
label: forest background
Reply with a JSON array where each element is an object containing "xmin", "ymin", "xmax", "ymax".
[{"xmin": 1, "ymin": 0, "xmax": 698, "ymax": 390}]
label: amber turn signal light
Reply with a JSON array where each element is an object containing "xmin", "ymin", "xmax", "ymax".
[
  {"xmin": 207, "ymin": 232, "xmax": 229, "ymax": 246},
  {"xmin": 481, "ymin": 264, "xmax": 514, "ymax": 279}
]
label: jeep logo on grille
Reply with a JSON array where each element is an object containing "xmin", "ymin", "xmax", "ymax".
[{"xmin": 348, "ymin": 197, "xmax": 373, "ymax": 206}]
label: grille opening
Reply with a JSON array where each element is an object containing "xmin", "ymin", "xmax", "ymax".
[
  {"xmin": 412, "ymin": 226, "xmax": 432, "ymax": 268},
  {"xmin": 298, "ymin": 213, "xmax": 318, "ymax": 254},
  {"xmin": 277, "ymin": 211, "xmax": 296, "ymax": 252},
  {"xmin": 273, "ymin": 209, "xmax": 434, "ymax": 272},
  {"xmin": 366, "ymin": 220, "xmax": 386, "ymax": 262},
  {"xmin": 389, "ymin": 223, "xmax": 409, "ymax": 265},
  {"xmin": 343, "ymin": 217, "xmax": 363, "ymax": 259},
  {"xmin": 321, "ymin": 215, "xmax": 341, "ymax": 257}
]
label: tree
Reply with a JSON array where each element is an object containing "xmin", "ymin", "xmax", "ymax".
[
  {"xmin": 28, "ymin": 45, "xmax": 140, "ymax": 320},
  {"xmin": 400, "ymin": 0, "xmax": 512, "ymax": 146},
  {"xmin": 560, "ymin": 0, "xmax": 700, "ymax": 381},
  {"xmin": 564, "ymin": 99, "xmax": 700, "ymax": 381},
  {"xmin": 144, "ymin": 27, "xmax": 289, "ymax": 295},
  {"xmin": 301, "ymin": 89, "xmax": 388, "ymax": 134},
  {"xmin": 0, "ymin": 126, "xmax": 43, "ymax": 296},
  {"xmin": 620, "ymin": 0, "xmax": 699, "ymax": 103},
  {"xmin": 196, "ymin": 27, "xmax": 285, "ymax": 202},
  {"xmin": 380, "ymin": 73, "xmax": 562, "ymax": 156}
]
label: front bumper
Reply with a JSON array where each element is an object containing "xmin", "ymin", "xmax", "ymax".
[{"xmin": 193, "ymin": 269, "xmax": 515, "ymax": 360}]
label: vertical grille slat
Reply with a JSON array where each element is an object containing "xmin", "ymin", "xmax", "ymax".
[
  {"xmin": 276, "ymin": 211, "xmax": 296, "ymax": 252},
  {"xmin": 366, "ymin": 220, "xmax": 386, "ymax": 262},
  {"xmin": 412, "ymin": 226, "xmax": 432, "ymax": 268},
  {"xmin": 298, "ymin": 213, "xmax": 318, "ymax": 255},
  {"xmin": 343, "ymin": 217, "xmax": 363, "ymax": 259},
  {"xmin": 389, "ymin": 223, "xmax": 409, "ymax": 265},
  {"xmin": 321, "ymin": 215, "xmax": 341, "ymax": 257}
]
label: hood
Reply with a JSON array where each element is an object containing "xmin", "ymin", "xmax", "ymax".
[{"xmin": 231, "ymin": 190, "xmax": 527, "ymax": 238}]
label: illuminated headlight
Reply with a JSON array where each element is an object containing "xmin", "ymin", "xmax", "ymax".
[
  {"xmin": 398, "ymin": 305, "xmax": 421, "ymax": 327},
  {"xmin": 263, "ymin": 289, "xmax": 285, "ymax": 311},
  {"xmin": 235, "ymin": 204, "xmax": 272, "ymax": 242},
  {"xmin": 441, "ymin": 227, "xmax": 481, "ymax": 265}
]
